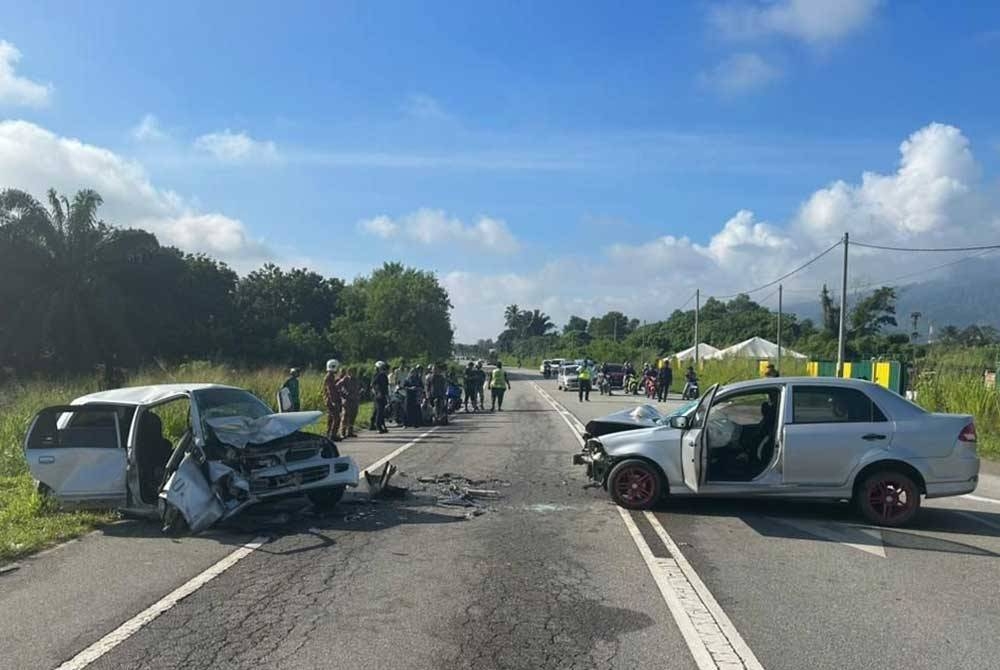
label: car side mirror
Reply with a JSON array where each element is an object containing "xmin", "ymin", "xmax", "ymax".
[{"xmin": 669, "ymin": 415, "xmax": 688, "ymax": 429}]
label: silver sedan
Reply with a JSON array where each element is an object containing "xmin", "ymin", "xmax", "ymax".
[{"xmin": 573, "ymin": 377, "xmax": 979, "ymax": 526}]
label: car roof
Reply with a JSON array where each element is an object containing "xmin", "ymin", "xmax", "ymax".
[
  {"xmin": 720, "ymin": 376, "xmax": 877, "ymax": 392},
  {"xmin": 71, "ymin": 383, "xmax": 243, "ymax": 407}
]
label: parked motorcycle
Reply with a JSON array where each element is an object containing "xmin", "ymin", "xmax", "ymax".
[
  {"xmin": 644, "ymin": 376, "xmax": 657, "ymax": 399},
  {"xmin": 682, "ymin": 380, "xmax": 700, "ymax": 400},
  {"xmin": 597, "ymin": 373, "xmax": 612, "ymax": 395},
  {"xmin": 624, "ymin": 374, "xmax": 640, "ymax": 395},
  {"xmin": 446, "ymin": 383, "xmax": 463, "ymax": 412}
]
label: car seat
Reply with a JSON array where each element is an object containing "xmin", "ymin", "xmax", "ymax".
[{"xmin": 138, "ymin": 412, "xmax": 174, "ymax": 503}]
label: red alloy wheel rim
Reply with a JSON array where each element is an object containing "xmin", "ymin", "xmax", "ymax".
[
  {"xmin": 866, "ymin": 478, "xmax": 914, "ymax": 522},
  {"xmin": 615, "ymin": 466, "xmax": 656, "ymax": 505}
]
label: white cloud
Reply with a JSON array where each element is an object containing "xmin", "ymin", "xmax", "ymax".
[
  {"xmin": 403, "ymin": 93, "xmax": 451, "ymax": 121},
  {"xmin": 358, "ymin": 208, "xmax": 521, "ymax": 253},
  {"xmin": 130, "ymin": 114, "xmax": 167, "ymax": 142},
  {"xmin": 446, "ymin": 122, "xmax": 1000, "ymax": 341},
  {"xmin": 0, "ymin": 40, "xmax": 52, "ymax": 107},
  {"xmin": 709, "ymin": 0, "xmax": 880, "ymax": 45},
  {"xmin": 193, "ymin": 129, "xmax": 278, "ymax": 162},
  {"xmin": 699, "ymin": 52, "xmax": 781, "ymax": 95},
  {"xmin": 0, "ymin": 120, "xmax": 274, "ymax": 271},
  {"xmin": 796, "ymin": 123, "xmax": 985, "ymax": 242}
]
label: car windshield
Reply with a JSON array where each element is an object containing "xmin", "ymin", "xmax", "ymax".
[{"xmin": 194, "ymin": 388, "xmax": 272, "ymax": 424}]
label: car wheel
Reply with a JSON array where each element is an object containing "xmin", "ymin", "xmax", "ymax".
[
  {"xmin": 308, "ymin": 486, "xmax": 346, "ymax": 509},
  {"xmin": 159, "ymin": 501, "xmax": 188, "ymax": 535},
  {"xmin": 608, "ymin": 459, "xmax": 662, "ymax": 510},
  {"xmin": 855, "ymin": 470, "xmax": 920, "ymax": 527}
]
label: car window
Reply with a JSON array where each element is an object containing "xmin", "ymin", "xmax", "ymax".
[
  {"xmin": 67, "ymin": 405, "xmax": 135, "ymax": 446},
  {"xmin": 792, "ymin": 386, "xmax": 887, "ymax": 424},
  {"xmin": 29, "ymin": 408, "xmax": 122, "ymax": 449},
  {"xmin": 194, "ymin": 388, "xmax": 272, "ymax": 422},
  {"xmin": 710, "ymin": 390, "xmax": 780, "ymax": 427}
]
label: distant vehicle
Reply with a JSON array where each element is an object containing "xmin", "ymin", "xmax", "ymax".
[
  {"xmin": 602, "ymin": 364, "xmax": 626, "ymax": 389},
  {"xmin": 557, "ymin": 364, "xmax": 581, "ymax": 391},
  {"xmin": 574, "ymin": 377, "xmax": 979, "ymax": 526},
  {"xmin": 487, "ymin": 348, "xmax": 499, "ymax": 365},
  {"xmin": 24, "ymin": 384, "xmax": 360, "ymax": 533},
  {"xmin": 539, "ymin": 359, "xmax": 552, "ymax": 374},
  {"xmin": 549, "ymin": 358, "xmax": 565, "ymax": 369}
]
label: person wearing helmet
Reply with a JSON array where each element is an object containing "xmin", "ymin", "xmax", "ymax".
[
  {"xmin": 403, "ymin": 365, "xmax": 424, "ymax": 427},
  {"xmin": 278, "ymin": 367, "xmax": 300, "ymax": 412},
  {"xmin": 371, "ymin": 361, "xmax": 389, "ymax": 433},
  {"xmin": 323, "ymin": 359, "xmax": 342, "ymax": 441}
]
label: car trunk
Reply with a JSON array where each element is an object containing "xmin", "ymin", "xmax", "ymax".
[{"xmin": 893, "ymin": 412, "xmax": 975, "ymax": 458}]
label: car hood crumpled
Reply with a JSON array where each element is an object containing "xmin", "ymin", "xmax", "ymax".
[{"xmin": 205, "ymin": 411, "xmax": 323, "ymax": 448}]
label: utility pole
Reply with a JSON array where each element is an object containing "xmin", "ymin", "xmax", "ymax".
[
  {"xmin": 694, "ymin": 289, "xmax": 700, "ymax": 369},
  {"xmin": 910, "ymin": 311, "xmax": 922, "ymax": 343},
  {"xmin": 777, "ymin": 284, "xmax": 783, "ymax": 373},
  {"xmin": 836, "ymin": 232, "xmax": 849, "ymax": 377}
]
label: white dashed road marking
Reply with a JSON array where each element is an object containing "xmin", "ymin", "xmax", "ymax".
[{"xmin": 533, "ymin": 382, "xmax": 763, "ymax": 670}]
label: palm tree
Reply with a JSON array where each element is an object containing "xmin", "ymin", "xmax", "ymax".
[
  {"xmin": 504, "ymin": 303, "xmax": 521, "ymax": 330},
  {"xmin": 0, "ymin": 188, "xmax": 158, "ymax": 371},
  {"xmin": 524, "ymin": 309, "xmax": 555, "ymax": 337}
]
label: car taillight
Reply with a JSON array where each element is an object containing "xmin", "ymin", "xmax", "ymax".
[{"xmin": 959, "ymin": 423, "xmax": 977, "ymax": 443}]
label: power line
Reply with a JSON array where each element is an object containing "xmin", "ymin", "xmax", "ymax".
[
  {"xmin": 852, "ymin": 240, "xmax": 1000, "ymax": 252},
  {"xmin": 676, "ymin": 289, "xmax": 698, "ymax": 311},
  {"xmin": 714, "ymin": 239, "xmax": 842, "ymax": 299},
  {"xmin": 850, "ymin": 248, "xmax": 996, "ymax": 292}
]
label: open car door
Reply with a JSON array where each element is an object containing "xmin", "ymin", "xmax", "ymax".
[
  {"xmin": 24, "ymin": 404, "xmax": 129, "ymax": 508},
  {"xmin": 680, "ymin": 383, "xmax": 719, "ymax": 493}
]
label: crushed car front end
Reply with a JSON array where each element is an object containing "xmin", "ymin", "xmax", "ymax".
[
  {"xmin": 160, "ymin": 408, "xmax": 359, "ymax": 532},
  {"xmin": 573, "ymin": 438, "xmax": 612, "ymax": 486}
]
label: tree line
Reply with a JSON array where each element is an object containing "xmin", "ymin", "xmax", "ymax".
[
  {"xmin": 0, "ymin": 188, "xmax": 454, "ymax": 375},
  {"xmin": 461, "ymin": 284, "xmax": 997, "ymax": 365}
]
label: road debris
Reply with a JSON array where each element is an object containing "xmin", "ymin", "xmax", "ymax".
[
  {"xmin": 0, "ymin": 563, "xmax": 21, "ymax": 575},
  {"xmin": 365, "ymin": 462, "xmax": 409, "ymax": 498}
]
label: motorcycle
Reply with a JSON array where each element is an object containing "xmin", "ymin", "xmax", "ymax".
[
  {"xmin": 543, "ymin": 364, "xmax": 552, "ymax": 379},
  {"xmin": 682, "ymin": 380, "xmax": 700, "ymax": 400},
  {"xmin": 446, "ymin": 383, "xmax": 463, "ymax": 413},
  {"xmin": 644, "ymin": 376, "xmax": 657, "ymax": 399},
  {"xmin": 624, "ymin": 374, "xmax": 640, "ymax": 395},
  {"xmin": 597, "ymin": 373, "xmax": 611, "ymax": 396}
]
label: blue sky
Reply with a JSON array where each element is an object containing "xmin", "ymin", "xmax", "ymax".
[{"xmin": 1, "ymin": 1, "xmax": 999, "ymax": 339}]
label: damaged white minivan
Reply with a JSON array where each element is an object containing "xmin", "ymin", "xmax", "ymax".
[{"xmin": 24, "ymin": 384, "xmax": 359, "ymax": 532}]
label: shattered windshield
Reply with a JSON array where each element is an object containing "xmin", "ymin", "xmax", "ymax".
[{"xmin": 194, "ymin": 388, "xmax": 272, "ymax": 424}]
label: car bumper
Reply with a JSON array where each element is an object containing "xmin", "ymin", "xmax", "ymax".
[
  {"xmin": 251, "ymin": 455, "xmax": 360, "ymax": 497},
  {"xmin": 573, "ymin": 441, "xmax": 610, "ymax": 483},
  {"xmin": 925, "ymin": 477, "xmax": 978, "ymax": 498}
]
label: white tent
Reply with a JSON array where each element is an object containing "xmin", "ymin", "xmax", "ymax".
[
  {"xmin": 673, "ymin": 343, "xmax": 720, "ymax": 361},
  {"xmin": 706, "ymin": 336, "xmax": 806, "ymax": 360}
]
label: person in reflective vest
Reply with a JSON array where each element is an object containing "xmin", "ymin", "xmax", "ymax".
[
  {"xmin": 490, "ymin": 361, "xmax": 512, "ymax": 411},
  {"xmin": 578, "ymin": 363, "xmax": 592, "ymax": 402}
]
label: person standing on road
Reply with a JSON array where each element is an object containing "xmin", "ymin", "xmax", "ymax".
[
  {"xmin": 322, "ymin": 359, "xmax": 341, "ymax": 441},
  {"xmin": 372, "ymin": 360, "xmax": 390, "ymax": 434},
  {"xmin": 464, "ymin": 361, "xmax": 479, "ymax": 412},
  {"xmin": 657, "ymin": 360, "xmax": 673, "ymax": 402},
  {"xmin": 577, "ymin": 363, "xmax": 592, "ymax": 402},
  {"xmin": 429, "ymin": 363, "xmax": 448, "ymax": 421},
  {"xmin": 474, "ymin": 361, "xmax": 487, "ymax": 410},
  {"xmin": 279, "ymin": 367, "xmax": 301, "ymax": 411},
  {"xmin": 490, "ymin": 361, "xmax": 512, "ymax": 411},
  {"xmin": 338, "ymin": 366, "xmax": 360, "ymax": 438},
  {"xmin": 403, "ymin": 366, "xmax": 423, "ymax": 427}
]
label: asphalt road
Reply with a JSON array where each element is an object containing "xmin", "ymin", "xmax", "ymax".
[{"xmin": 3, "ymin": 369, "xmax": 1000, "ymax": 670}]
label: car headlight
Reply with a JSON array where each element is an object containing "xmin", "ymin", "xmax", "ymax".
[{"xmin": 585, "ymin": 439, "xmax": 604, "ymax": 457}]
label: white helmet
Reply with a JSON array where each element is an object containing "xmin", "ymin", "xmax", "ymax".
[
  {"xmin": 375, "ymin": 360, "xmax": 387, "ymax": 370},
  {"xmin": 326, "ymin": 358, "xmax": 340, "ymax": 371}
]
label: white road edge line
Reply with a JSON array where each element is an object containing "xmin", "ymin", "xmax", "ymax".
[
  {"xmin": 55, "ymin": 535, "xmax": 269, "ymax": 670},
  {"xmin": 532, "ymin": 381, "xmax": 764, "ymax": 670},
  {"xmin": 963, "ymin": 493, "xmax": 1000, "ymax": 505},
  {"xmin": 361, "ymin": 426, "xmax": 439, "ymax": 476},
  {"xmin": 56, "ymin": 426, "xmax": 441, "ymax": 670}
]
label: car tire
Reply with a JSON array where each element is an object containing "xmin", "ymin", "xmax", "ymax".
[
  {"xmin": 308, "ymin": 486, "xmax": 346, "ymax": 509},
  {"xmin": 159, "ymin": 501, "xmax": 188, "ymax": 535},
  {"xmin": 855, "ymin": 470, "xmax": 921, "ymax": 527},
  {"xmin": 608, "ymin": 459, "xmax": 663, "ymax": 510}
]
